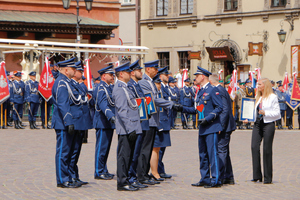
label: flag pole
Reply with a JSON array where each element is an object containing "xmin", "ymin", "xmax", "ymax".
[
  {"xmin": 285, "ymin": 111, "xmax": 286, "ymax": 128},
  {"xmin": 45, "ymin": 101, "xmax": 47, "ymax": 128},
  {"xmin": 232, "ymin": 101, "xmax": 235, "ymax": 116},
  {"xmin": 1, "ymin": 104, "xmax": 3, "ymax": 128},
  {"xmin": 5, "ymin": 108, "xmax": 7, "ymax": 127},
  {"xmin": 293, "ymin": 111, "xmax": 294, "ymax": 129}
]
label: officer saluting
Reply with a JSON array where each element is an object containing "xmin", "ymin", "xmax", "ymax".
[
  {"xmin": 112, "ymin": 62, "xmax": 142, "ymax": 191},
  {"xmin": 93, "ymin": 64, "xmax": 115, "ymax": 180},
  {"xmin": 11, "ymin": 71, "xmax": 26, "ymax": 129},
  {"xmin": 25, "ymin": 71, "xmax": 40, "ymax": 129},
  {"xmin": 182, "ymin": 67, "xmax": 223, "ymax": 188},
  {"xmin": 52, "ymin": 57, "xmax": 82, "ymax": 188}
]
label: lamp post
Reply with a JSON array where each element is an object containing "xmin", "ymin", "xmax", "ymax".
[
  {"xmin": 277, "ymin": 18, "xmax": 295, "ymax": 43},
  {"xmin": 62, "ymin": 0, "xmax": 93, "ymax": 59}
]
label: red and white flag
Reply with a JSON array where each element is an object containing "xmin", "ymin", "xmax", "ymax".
[
  {"xmin": 227, "ymin": 69, "xmax": 237, "ymax": 99},
  {"xmin": 0, "ymin": 61, "xmax": 10, "ymax": 104},
  {"xmin": 84, "ymin": 59, "xmax": 93, "ymax": 92},
  {"xmin": 182, "ymin": 68, "xmax": 188, "ymax": 87},
  {"xmin": 218, "ymin": 69, "xmax": 223, "ymax": 81},
  {"xmin": 282, "ymin": 72, "xmax": 289, "ymax": 92},
  {"xmin": 38, "ymin": 57, "xmax": 54, "ymax": 101},
  {"xmin": 291, "ymin": 73, "xmax": 300, "ymax": 101}
]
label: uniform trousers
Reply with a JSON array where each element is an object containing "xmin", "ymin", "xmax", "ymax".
[
  {"xmin": 251, "ymin": 120, "xmax": 275, "ymax": 182},
  {"xmin": 128, "ymin": 132, "xmax": 145, "ymax": 183},
  {"xmin": 218, "ymin": 131, "xmax": 234, "ymax": 181},
  {"xmin": 2, "ymin": 100, "xmax": 11, "ymax": 124},
  {"xmin": 181, "ymin": 113, "xmax": 189, "ymax": 123},
  {"xmin": 198, "ymin": 133, "xmax": 221, "ymax": 186},
  {"xmin": 69, "ymin": 131, "xmax": 84, "ymax": 179},
  {"xmin": 28, "ymin": 102, "xmax": 40, "ymax": 122},
  {"xmin": 40, "ymin": 99, "xmax": 52, "ymax": 122},
  {"xmin": 117, "ymin": 134, "xmax": 136, "ymax": 187},
  {"xmin": 192, "ymin": 114, "xmax": 196, "ymax": 122},
  {"xmin": 171, "ymin": 110, "xmax": 177, "ymax": 128},
  {"xmin": 55, "ymin": 129, "xmax": 76, "ymax": 184},
  {"xmin": 12, "ymin": 103, "xmax": 23, "ymax": 121},
  {"xmin": 158, "ymin": 147, "xmax": 166, "ymax": 174},
  {"xmin": 137, "ymin": 127, "xmax": 156, "ymax": 181},
  {"xmin": 94, "ymin": 128, "xmax": 113, "ymax": 177}
]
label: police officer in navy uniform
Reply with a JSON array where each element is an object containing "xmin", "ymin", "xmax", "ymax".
[
  {"xmin": 112, "ymin": 62, "xmax": 142, "ymax": 191},
  {"xmin": 25, "ymin": 71, "xmax": 41, "ymax": 129},
  {"xmin": 68, "ymin": 61, "xmax": 89, "ymax": 186},
  {"xmin": 275, "ymin": 84, "xmax": 286, "ymax": 129},
  {"xmin": 191, "ymin": 79, "xmax": 198, "ymax": 129},
  {"xmin": 285, "ymin": 83, "xmax": 294, "ymax": 129},
  {"xmin": 10, "ymin": 71, "xmax": 26, "ymax": 129},
  {"xmin": 168, "ymin": 76, "xmax": 179, "ymax": 130},
  {"xmin": 209, "ymin": 73, "xmax": 236, "ymax": 185},
  {"xmin": 127, "ymin": 60, "xmax": 149, "ymax": 189},
  {"xmin": 137, "ymin": 60, "xmax": 180, "ymax": 185},
  {"xmin": 93, "ymin": 64, "xmax": 116, "ymax": 180},
  {"xmin": 245, "ymin": 79, "xmax": 254, "ymax": 129},
  {"xmin": 52, "ymin": 57, "xmax": 81, "ymax": 188},
  {"xmin": 180, "ymin": 78, "xmax": 193, "ymax": 129},
  {"xmin": 182, "ymin": 67, "xmax": 223, "ymax": 188},
  {"xmin": 51, "ymin": 63, "xmax": 60, "ymax": 79}
]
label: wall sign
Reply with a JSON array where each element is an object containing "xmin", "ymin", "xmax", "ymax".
[
  {"xmin": 248, "ymin": 42, "xmax": 263, "ymax": 56},
  {"xmin": 206, "ymin": 46, "xmax": 234, "ymax": 61},
  {"xmin": 188, "ymin": 51, "xmax": 201, "ymax": 60}
]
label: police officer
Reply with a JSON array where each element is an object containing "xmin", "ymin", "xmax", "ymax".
[
  {"xmin": 127, "ymin": 60, "xmax": 149, "ymax": 188},
  {"xmin": 52, "ymin": 57, "xmax": 81, "ymax": 188},
  {"xmin": 182, "ymin": 67, "xmax": 223, "ymax": 188},
  {"xmin": 209, "ymin": 73, "xmax": 236, "ymax": 185},
  {"xmin": 10, "ymin": 71, "xmax": 25, "ymax": 129},
  {"xmin": 68, "ymin": 61, "xmax": 89, "ymax": 186},
  {"xmin": 51, "ymin": 63, "xmax": 60, "ymax": 79},
  {"xmin": 276, "ymin": 80, "xmax": 282, "ymax": 89},
  {"xmin": 285, "ymin": 83, "xmax": 294, "ymax": 129},
  {"xmin": 168, "ymin": 77, "xmax": 179, "ymax": 130},
  {"xmin": 235, "ymin": 82, "xmax": 246, "ymax": 129},
  {"xmin": 93, "ymin": 64, "xmax": 115, "ymax": 180},
  {"xmin": 191, "ymin": 79, "xmax": 198, "ymax": 129},
  {"xmin": 94, "ymin": 76, "xmax": 101, "ymax": 87},
  {"xmin": 25, "ymin": 71, "xmax": 40, "ymax": 129},
  {"xmin": 275, "ymin": 84, "xmax": 286, "ymax": 129},
  {"xmin": 112, "ymin": 62, "xmax": 142, "ymax": 191},
  {"xmin": 245, "ymin": 79, "xmax": 254, "ymax": 129},
  {"xmin": 137, "ymin": 60, "xmax": 180, "ymax": 185},
  {"xmin": 180, "ymin": 78, "xmax": 193, "ymax": 129}
]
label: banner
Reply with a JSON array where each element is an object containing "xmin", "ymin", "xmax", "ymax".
[
  {"xmin": 0, "ymin": 62, "xmax": 10, "ymax": 104},
  {"xmin": 292, "ymin": 46, "xmax": 298, "ymax": 75},
  {"xmin": 227, "ymin": 69, "xmax": 237, "ymax": 100},
  {"xmin": 84, "ymin": 59, "xmax": 93, "ymax": 92},
  {"xmin": 255, "ymin": 68, "xmax": 261, "ymax": 96},
  {"xmin": 286, "ymin": 83, "xmax": 300, "ymax": 110},
  {"xmin": 249, "ymin": 71, "xmax": 256, "ymax": 88},
  {"xmin": 291, "ymin": 73, "xmax": 300, "ymax": 101},
  {"xmin": 38, "ymin": 57, "xmax": 54, "ymax": 101},
  {"xmin": 218, "ymin": 69, "xmax": 223, "ymax": 80},
  {"xmin": 282, "ymin": 72, "xmax": 289, "ymax": 92},
  {"xmin": 182, "ymin": 68, "xmax": 188, "ymax": 88}
]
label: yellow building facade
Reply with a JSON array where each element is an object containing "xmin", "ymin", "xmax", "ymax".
[{"xmin": 140, "ymin": 0, "xmax": 300, "ymax": 82}]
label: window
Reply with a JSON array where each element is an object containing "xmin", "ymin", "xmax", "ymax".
[
  {"xmin": 157, "ymin": 0, "xmax": 168, "ymax": 16},
  {"xmin": 123, "ymin": 0, "xmax": 131, "ymax": 3},
  {"xmin": 178, "ymin": 51, "xmax": 190, "ymax": 70},
  {"xmin": 224, "ymin": 0, "xmax": 238, "ymax": 11},
  {"xmin": 157, "ymin": 52, "xmax": 170, "ymax": 69},
  {"xmin": 271, "ymin": 0, "xmax": 286, "ymax": 7},
  {"xmin": 180, "ymin": 0, "xmax": 193, "ymax": 15}
]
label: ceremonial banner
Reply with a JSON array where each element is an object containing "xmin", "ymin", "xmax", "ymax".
[
  {"xmin": 291, "ymin": 74, "xmax": 300, "ymax": 101},
  {"xmin": 292, "ymin": 46, "xmax": 298, "ymax": 75},
  {"xmin": 0, "ymin": 62, "xmax": 10, "ymax": 104},
  {"xmin": 144, "ymin": 92, "xmax": 156, "ymax": 115},
  {"xmin": 218, "ymin": 69, "xmax": 223, "ymax": 81},
  {"xmin": 286, "ymin": 83, "xmax": 300, "ymax": 110},
  {"xmin": 182, "ymin": 69, "xmax": 188, "ymax": 89},
  {"xmin": 136, "ymin": 97, "xmax": 148, "ymax": 121},
  {"xmin": 84, "ymin": 59, "xmax": 93, "ymax": 92},
  {"xmin": 249, "ymin": 71, "xmax": 256, "ymax": 88},
  {"xmin": 38, "ymin": 57, "xmax": 54, "ymax": 101},
  {"xmin": 282, "ymin": 72, "xmax": 289, "ymax": 92},
  {"xmin": 227, "ymin": 69, "xmax": 237, "ymax": 100}
]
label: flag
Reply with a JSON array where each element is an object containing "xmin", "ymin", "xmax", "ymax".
[
  {"xmin": 218, "ymin": 69, "xmax": 223, "ymax": 80},
  {"xmin": 291, "ymin": 73, "xmax": 300, "ymax": 101},
  {"xmin": 115, "ymin": 61, "xmax": 120, "ymax": 67},
  {"xmin": 227, "ymin": 69, "xmax": 237, "ymax": 100},
  {"xmin": 255, "ymin": 68, "xmax": 261, "ymax": 96},
  {"xmin": 282, "ymin": 72, "xmax": 289, "ymax": 92},
  {"xmin": 249, "ymin": 71, "xmax": 256, "ymax": 88},
  {"xmin": 0, "ymin": 61, "xmax": 10, "ymax": 104},
  {"xmin": 38, "ymin": 57, "xmax": 54, "ymax": 101},
  {"xmin": 84, "ymin": 59, "xmax": 93, "ymax": 92},
  {"xmin": 182, "ymin": 68, "xmax": 188, "ymax": 88}
]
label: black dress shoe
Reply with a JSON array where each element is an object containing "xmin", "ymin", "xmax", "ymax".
[
  {"xmin": 95, "ymin": 174, "xmax": 113, "ymax": 180},
  {"xmin": 106, "ymin": 172, "xmax": 115, "ymax": 178},
  {"xmin": 263, "ymin": 181, "xmax": 272, "ymax": 184},
  {"xmin": 150, "ymin": 178, "xmax": 160, "ymax": 184},
  {"xmin": 150, "ymin": 174, "xmax": 164, "ymax": 181},
  {"xmin": 72, "ymin": 178, "xmax": 88, "ymax": 185},
  {"xmin": 204, "ymin": 184, "xmax": 222, "ymax": 188},
  {"xmin": 2, "ymin": 126, "xmax": 8, "ymax": 129},
  {"xmin": 223, "ymin": 179, "xmax": 235, "ymax": 185},
  {"xmin": 131, "ymin": 181, "xmax": 148, "ymax": 188},
  {"xmin": 140, "ymin": 179, "xmax": 155, "ymax": 185},
  {"xmin": 117, "ymin": 185, "xmax": 139, "ymax": 191},
  {"xmin": 251, "ymin": 179, "xmax": 262, "ymax": 182},
  {"xmin": 160, "ymin": 173, "xmax": 172, "ymax": 179},
  {"xmin": 191, "ymin": 181, "xmax": 208, "ymax": 187},
  {"xmin": 47, "ymin": 124, "xmax": 52, "ymax": 129},
  {"xmin": 57, "ymin": 181, "xmax": 81, "ymax": 188}
]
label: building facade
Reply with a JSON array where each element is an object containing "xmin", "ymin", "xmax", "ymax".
[{"xmin": 140, "ymin": 0, "xmax": 300, "ymax": 82}]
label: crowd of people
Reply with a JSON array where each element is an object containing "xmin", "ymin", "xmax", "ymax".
[{"xmin": 0, "ymin": 59, "xmax": 286, "ymax": 190}]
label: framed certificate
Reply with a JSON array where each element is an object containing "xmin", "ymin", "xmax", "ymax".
[
  {"xmin": 136, "ymin": 97, "xmax": 148, "ymax": 121},
  {"xmin": 144, "ymin": 92, "xmax": 157, "ymax": 115},
  {"xmin": 158, "ymin": 92, "xmax": 164, "ymax": 112},
  {"xmin": 240, "ymin": 97, "xmax": 256, "ymax": 122}
]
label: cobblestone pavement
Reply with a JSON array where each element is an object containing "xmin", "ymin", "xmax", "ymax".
[{"xmin": 1, "ymin": 126, "xmax": 300, "ymax": 200}]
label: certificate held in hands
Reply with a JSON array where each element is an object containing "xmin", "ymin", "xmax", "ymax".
[
  {"xmin": 136, "ymin": 97, "xmax": 148, "ymax": 121},
  {"xmin": 240, "ymin": 97, "xmax": 256, "ymax": 122},
  {"xmin": 144, "ymin": 93, "xmax": 157, "ymax": 115}
]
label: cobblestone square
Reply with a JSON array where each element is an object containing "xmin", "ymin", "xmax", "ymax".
[{"xmin": 1, "ymin": 128, "xmax": 300, "ymax": 199}]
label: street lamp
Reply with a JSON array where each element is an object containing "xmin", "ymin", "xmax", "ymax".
[
  {"xmin": 277, "ymin": 18, "xmax": 295, "ymax": 43},
  {"xmin": 277, "ymin": 29, "xmax": 286, "ymax": 44}
]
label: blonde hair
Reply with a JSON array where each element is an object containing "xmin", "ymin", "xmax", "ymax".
[{"xmin": 255, "ymin": 77, "xmax": 273, "ymax": 104}]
